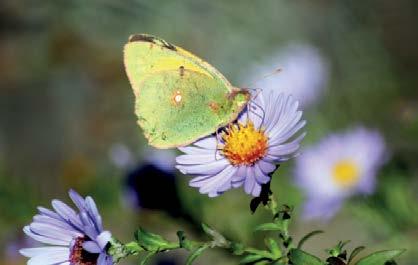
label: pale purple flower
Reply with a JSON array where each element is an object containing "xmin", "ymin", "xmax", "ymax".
[
  {"xmin": 176, "ymin": 91, "xmax": 306, "ymax": 197},
  {"xmin": 295, "ymin": 128, "xmax": 387, "ymax": 220},
  {"xmin": 19, "ymin": 190, "xmax": 113, "ymax": 265},
  {"xmin": 108, "ymin": 143, "xmax": 135, "ymax": 170},
  {"xmin": 243, "ymin": 43, "xmax": 329, "ymax": 107}
]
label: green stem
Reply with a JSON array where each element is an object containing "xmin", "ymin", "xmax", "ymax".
[{"xmin": 109, "ymin": 194, "xmax": 292, "ymax": 264}]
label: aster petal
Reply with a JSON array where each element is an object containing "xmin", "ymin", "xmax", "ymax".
[
  {"xmin": 96, "ymin": 231, "xmax": 112, "ymax": 250},
  {"xmin": 83, "ymin": 241, "xmax": 101, "ymax": 253},
  {"xmin": 198, "ymin": 165, "xmax": 237, "ymax": 195},
  {"xmin": 23, "ymin": 226, "xmax": 70, "ymax": 246},
  {"xmin": 69, "ymin": 189, "xmax": 86, "ymax": 211},
  {"xmin": 37, "ymin": 207, "xmax": 61, "ymax": 220},
  {"xmin": 217, "ymin": 177, "xmax": 234, "ymax": 193},
  {"xmin": 80, "ymin": 212, "xmax": 99, "ymax": 239},
  {"xmin": 19, "ymin": 247, "xmax": 69, "ymax": 258},
  {"xmin": 30, "ymin": 222, "xmax": 82, "ymax": 240},
  {"xmin": 26, "ymin": 249, "xmax": 69, "ymax": 265},
  {"xmin": 178, "ymin": 146, "xmax": 213, "ymax": 155},
  {"xmin": 269, "ymin": 120, "xmax": 306, "ymax": 146},
  {"xmin": 263, "ymin": 154, "xmax": 290, "ymax": 163},
  {"xmin": 257, "ymin": 160, "xmax": 277, "ymax": 175},
  {"xmin": 51, "ymin": 200, "xmax": 83, "ymax": 230},
  {"xmin": 85, "ymin": 196, "xmax": 103, "ymax": 231},
  {"xmin": 260, "ymin": 91, "xmax": 278, "ymax": 126},
  {"xmin": 268, "ymin": 133, "xmax": 305, "ymax": 157},
  {"xmin": 244, "ymin": 167, "xmax": 262, "ymax": 197},
  {"xmin": 32, "ymin": 215, "xmax": 76, "ymax": 231},
  {"xmin": 176, "ymin": 159, "xmax": 229, "ymax": 175},
  {"xmin": 232, "ymin": 179, "xmax": 244, "ymax": 188},
  {"xmin": 244, "ymin": 167, "xmax": 256, "ymax": 195},
  {"xmin": 251, "ymin": 183, "xmax": 262, "ymax": 197},
  {"xmin": 266, "ymin": 95, "xmax": 298, "ymax": 135},
  {"xmin": 265, "ymin": 93, "xmax": 286, "ymax": 133},
  {"xmin": 176, "ymin": 153, "xmax": 218, "ymax": 165},
  {"xmin": 232, "ymin": 166, "xmax": 247, "ymax": 183},
  {"xmin": 189, "ymin": 175, "xmax": 214, "ymax": 187},
  {"xmin": 269, "ymin": 109, "xmax": 302, "ymax": 140},
  {"xmin": 254, "ymin": 164, "xmax": 271, "ymax": 184},
  {"xmin": 193, "ymin": 136, "xmax": 217, "ymax": 149},
  {"xmin": 268, "ymin": 96, "xmax": 299, "ymax": 135}
]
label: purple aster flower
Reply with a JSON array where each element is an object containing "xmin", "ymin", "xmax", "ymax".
[
  {"xmin": 176, "ymin": 91, "xmax": 306, "ymax": 197},
  {"xmin": 294, "ymin": 127, "xmax": 387, "ymax": 220},
  {"xmin": 19, "ymin": 189, "xmax": 113, "ymax": 265},
  {"xmin": 243, "ymin": 43, "xmax": 329, "ymax": 108}
]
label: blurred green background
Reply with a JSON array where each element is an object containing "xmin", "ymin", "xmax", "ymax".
[{"xmin": 1, "ymin": 0, "xmax": 417, "ymax": 264}]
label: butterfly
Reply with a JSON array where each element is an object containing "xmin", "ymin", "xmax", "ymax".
[{"xmin": 124, "ymin": 34, "xmax": 250, "ymax": 148}]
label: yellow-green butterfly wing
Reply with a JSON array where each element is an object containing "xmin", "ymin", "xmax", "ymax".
[{"xmin": 124, "ymin": 34, "xmax": 249, "ymax": 148}]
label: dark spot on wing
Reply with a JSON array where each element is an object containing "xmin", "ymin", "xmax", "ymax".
[
  {"xmin": 159, "ymin": 39, "xmax": 177, "ymax": 51},
  {"xmin": 129, "ymin": 34, "xmax": 155, "ymax": 43},
  {"xmin": 128, "ymin": 34, "xmax": 177, "ymax": 51},
  {"xmin": 179, "ymin": 66, "xmax": 185, "ymax": 77}
]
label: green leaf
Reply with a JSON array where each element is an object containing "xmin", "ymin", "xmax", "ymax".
[
  {"xmin": 289, "ymin": 249, "xmax": 324, "ymax": 265},
  {"xmin": 245, "ymin": 248, "xmax": 274, "ymax": 258},
  {"xmin": 348, "ymin": 246, "xmax": 365, "ymax": 264},
  {"xmin": 255, "ymin": 222, "xmax": 282, "ymax": 231},
  {"xmin": 231, "ymin": 242, "xmax": 245, "ymax": 255},
  {"xmin": 265, "ymin": 238, "xmax": 281, "ymax": 259},
  {"xmin": 185, "ymin": 245, "xmax": 209, "ymax": 265},
  {"xmin": 240, "ymin": 254, "xmax": 265, "ymax": 264},
  {"xmin": 297, "ymin": 230, "xmax": 324, "ymax": 249},
  {"xmin": 135, "ymin": 228, "xmax": 177, "ymax": 251},
  {"xmin": 356, "ymin": 249, "xmax": 405, "ymax": 265}
]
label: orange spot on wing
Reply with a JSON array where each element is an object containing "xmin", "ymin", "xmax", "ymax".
[{"xmin": 208, "ymin": 101, "xmax": 219, "ymax": 113}]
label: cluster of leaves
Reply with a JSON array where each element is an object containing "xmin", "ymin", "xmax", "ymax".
[
  {"xmin": 108, "ymin": 192, "xmax": 405, "ymax": 265},
  {"xmin": 291, "ymin": 240, "xmax": 404, "ymax": 265}
]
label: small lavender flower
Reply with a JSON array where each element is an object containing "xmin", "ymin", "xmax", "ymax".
[
  {"xmin": 176, "ymin": 91, "xmax": 306, "ymax": 197},
  {"xmin": 20, "ymin": 190, "xmax": 113, "ymax": 265},
  {"xmin": 295, "ymin": 128, "xmax": 387, "ymax": 220},
  {"xmin": 243, "ymin": 43, "xmax": 329, "ymax": 108}
]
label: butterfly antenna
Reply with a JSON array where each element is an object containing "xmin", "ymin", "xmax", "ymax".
[
  {"xmin": 248, "ymin": 101, "xmax": 265, "ymax": 129},
  {"xmin": 214, "ymin": 129, "xmax": 222, "ymax": 161},
  {"xmin": 244, "ymin": 68, "xmax": 282, "ymax": 88},
  {"xmin": 245, "ymin": 88, "xmax": 266, "ymax": 129}
]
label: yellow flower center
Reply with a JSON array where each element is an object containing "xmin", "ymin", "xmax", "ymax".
[
  {"xmin": 222, "ymin": 121, "xmax": 268, "ymax": 166},
  {"xmin": 332, "ymin": 160, "xmax": 360, "ymax": 188}
]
